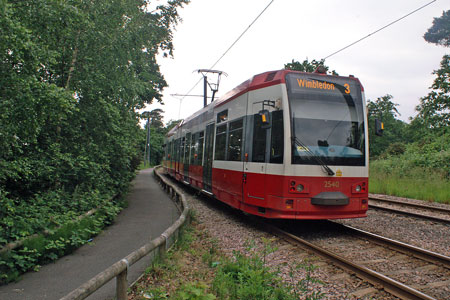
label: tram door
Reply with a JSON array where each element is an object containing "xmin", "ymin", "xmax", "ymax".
[
  {"xmin": 243, "ymin": 111, "xmax": 269, "ymax": 204},
  {"xmin": 203, "ymin": 123, "xmax": 214, "ymax": 193}
]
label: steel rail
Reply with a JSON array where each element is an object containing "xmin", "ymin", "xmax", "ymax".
[
  {"xmin": 369, "ymin": 202, "xmax": 450, "ymax": 225},
  {"xmin": 337, "ymin": 223, "xmax": 450, "ymax": 268},
  {"xmin": 263, "ymin": 223, "xmax": 439, "ymax": 300},
  {"xmin": 369, "ymin": 196, "xmax": 450, "ymax": 214}
]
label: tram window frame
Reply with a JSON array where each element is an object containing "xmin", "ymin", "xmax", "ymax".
[
  {"xmin": 270, "ymin": 110, "xmax": 284, "ymax": 164},
  {"xmin": 227, "ymin": 118, "xmax": 244, "ymax": 161},
  {"xmin": 215, "ymin": 124, "xmax": 227, "ymax": 161},
  {"xmin": 252, "ymin": 113, "xmax": 267, "ymax": 163}
]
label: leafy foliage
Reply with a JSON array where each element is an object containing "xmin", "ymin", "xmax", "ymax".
[
  {"xmin": 0, "ymin": 201, "xmax": 123, "ymax": 284},
  {"xmin": 414, "ymin": 55, "xmax": 450, "ymax": 130},
  {"xmin": 367, "ymin": 95, "xmax": 408, "ymax": 158},
  {"xmin": 284, "ymin": 58, "xmax": 338, "ymax": 75},
  {"xmin": 142, "ymin": 109, "xmax": 172, "ymax": 166},
  {"xmin": 0, "ymin": 0, "xmax": 189, "ymax": 281},
  {"xmin": 423, "ymin": 10, "xmax": 450, "ymax": 47}
]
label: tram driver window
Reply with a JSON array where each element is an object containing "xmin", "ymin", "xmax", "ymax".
[
  {"xmin": 270, "ymin": 110, "xmax": 284, "ymax": 163},
  {"xmin": 252, "ymin": 113, "xmax": 267, "ymax": 162}
]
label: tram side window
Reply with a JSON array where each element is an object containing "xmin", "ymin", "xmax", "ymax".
[
  {"xmin": 270, "ymin": 110, "xmax": 284, "ymax": 164},
  {"xmin": 180, "ymin": 137, "xmax": 185, "ymax": 163},
  {"xmin": 198, "ymin": 131, "xmax": 204, "ymax": 165},
  {"xmin": 190, "ymin": 133, "xmax": 196, "ymax": 164},
  {"xmin": 184, "ymin": 134, "xmax": 191, "ymax": 164},
  {"xmin": 174, "ymin": 139, "xmax": 180, "ymax": 163},
  {"xmin": 252, "ymin": 114, "xmax": 267, "ymax": 162},
  {"xmin": 227, "ymin": 119, "xmax": 243, "ymax": 161},
  {"xmin": 190, "ymin": 133, "xmax": 197, "ymax": 165},
  {"xmin": 215, "ymin": 124, "xmax": 227, "ymax": 160},
  {"xmin": 167, "ymin": 141, "xmax": 171, "ymax": 160}
]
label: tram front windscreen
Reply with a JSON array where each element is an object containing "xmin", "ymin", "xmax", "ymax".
[{"xmin": 286, "ymin": 73, "xmax": 366, "ymax": 166}]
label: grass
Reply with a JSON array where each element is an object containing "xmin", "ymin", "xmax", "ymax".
[
  {"xmin": 369, "ymin": 162, "xmax": 450, "ymax": 204},
  {"xmin": 137, "ymin": 162, "xmax": 153, "ymax": 170}
]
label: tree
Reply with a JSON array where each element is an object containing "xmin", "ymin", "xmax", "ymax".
[
  {"xmin": 142, "ymin": 109, "xmax": 167, "ymax": 166},
  {"xmin": 284, "ymin": 58, "xmax": 338, "ymax": 75},
  {"xmin": 149, "ymin": 108, "xmax": 165, "ymax": 129},
  {"xmin": 0, "ymin": 0, "xmax": 189, "ymax": 246},
  {"xmin": 367, "ymin": 95, "xmax": 408, "ymax": 157},
  {"xmin": 414, "ymin": 55, "xmax": 450, "ymax": 130},
  {"xmin": 424, "ymin": 10, "xmax": 450, "ymax": 47}
]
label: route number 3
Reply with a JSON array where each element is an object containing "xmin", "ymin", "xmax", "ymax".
[{"xmin": 344, "ymin": 84, "xmax": 351, "ymax": 94}]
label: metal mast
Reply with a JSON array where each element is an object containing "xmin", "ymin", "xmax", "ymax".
[{"xmin": 196, "ymin": 69, "xmax": 227, "ymax": 107}]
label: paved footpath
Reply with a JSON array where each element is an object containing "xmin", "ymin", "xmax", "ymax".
[{"xmin": 0, "ymin": 168, "xmax": 180, "ymax": 300}]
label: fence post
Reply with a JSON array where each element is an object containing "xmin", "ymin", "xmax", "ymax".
[
  {"xmin": 116, "ymin": 261, "xmax": 128, "ymax": 300},
  {"xmin": 159, "ymin": 235, "xmax": 167, "ymax": 259}
]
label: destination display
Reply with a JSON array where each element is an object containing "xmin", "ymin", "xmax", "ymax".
[{"xmin": 287, "ymin": 73, "xmax": 360, "ymax": 98}]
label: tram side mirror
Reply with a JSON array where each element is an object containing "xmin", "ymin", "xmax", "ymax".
[
  {"xmin": 375, "ymin": 119, "xmax": 384, "ymax": 136},
  {"xmin": 259, "ymin": 109, "xmax": 271, "ymax": 129}
]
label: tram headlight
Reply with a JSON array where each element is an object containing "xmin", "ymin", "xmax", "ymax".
[
  {"xmin": 296, "ymin": 184, "xmax": 304, "ymax": 192},
  {"xmin": 352, "ymin": 182, "xmax": 367, "ymax": 194}
]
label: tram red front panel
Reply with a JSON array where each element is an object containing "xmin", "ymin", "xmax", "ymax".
[{"xmin": 247, "ymin": 173, "xmax": 368, "ymax": 219}]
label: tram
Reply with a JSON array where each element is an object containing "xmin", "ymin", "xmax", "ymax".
[{"xmin": 163, "ymin": 69, "xmax": 369, "ymax": 219}]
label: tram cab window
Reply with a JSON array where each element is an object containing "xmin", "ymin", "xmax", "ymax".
[
  {"xmin": 252, "ymin": 113, "xmax": 267, "ymax": 162},
  {"xmin": 227, "ymin": 119, "xmax": 243, "ymax": 161},
  {"xmin": 215, "ymin": 124, "xmax": 227, "ymax": 160},
  {"xmin": 270, "ymin": 110, "xmax": 284, "ymax": 164}
]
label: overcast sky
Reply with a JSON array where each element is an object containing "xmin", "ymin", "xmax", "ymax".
[{"xmin": 147, "ymin": 0, "xmax": 449, "ymax": 124}]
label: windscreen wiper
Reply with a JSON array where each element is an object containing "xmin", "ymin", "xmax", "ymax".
[{"xmin": 292, "ymin": 136, "xmax": 335, "ymax": 176}]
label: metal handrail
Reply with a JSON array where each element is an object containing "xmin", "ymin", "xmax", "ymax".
[{"xmin": 61, "ymin": 167, "xmax": 189, "ymax": 300}]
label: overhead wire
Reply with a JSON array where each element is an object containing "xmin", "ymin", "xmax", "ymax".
[
  {"xmin": 176, "ymin": 0, "xmax": 275, "ymax": 118},
  {"xmin": 322, "ymin": 0, "xmax": 437, "ymax": 60}
]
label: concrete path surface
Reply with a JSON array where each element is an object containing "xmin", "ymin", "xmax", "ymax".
[{"xmin": 0, "ymin": 168, "xmax": 180, "ymax": 300}]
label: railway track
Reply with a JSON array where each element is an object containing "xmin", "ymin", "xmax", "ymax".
[
  {"xmin": 369, "ymin": 196, "xmax": 450, "ymax": 224},
  {"xmin": 264, "ymin": 220, "xmax": 450, "ymax": 300}
]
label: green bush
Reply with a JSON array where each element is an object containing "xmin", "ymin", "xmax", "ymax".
[
  {"xmin": 0, "ymin": 200, "xmax": 122, "ymax": 284},
  {"xmin": 369, "ymin": 130, "xmax": 450, "ymax": 203}
]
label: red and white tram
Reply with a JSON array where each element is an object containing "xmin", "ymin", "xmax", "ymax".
[{"xmin": 163, "ymin": 69, "xmax": 369, "ymax": 219}]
